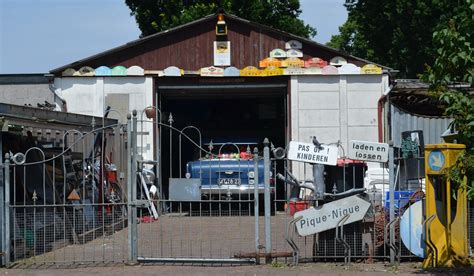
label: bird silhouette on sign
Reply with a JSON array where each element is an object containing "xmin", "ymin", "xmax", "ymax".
[
  {"xmin": 430, "ymin": 154, "xmax": 443, "ymax": 168},
  {"xmin": 312, "ymin": 136, "xmax": 323, "ymax": 150}
]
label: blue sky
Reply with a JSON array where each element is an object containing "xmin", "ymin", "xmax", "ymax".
[{"xmin": 0, "ymin": 0, "xmax": 347, "ymax": 74}]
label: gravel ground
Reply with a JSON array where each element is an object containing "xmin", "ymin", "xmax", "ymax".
[
  {"xmin": 0, "ymin": 262, "xmax": 436, "ymax": 276},
  {"xmin": 4, "ymin": 262, "xmax": 474, "ymax": 275}
]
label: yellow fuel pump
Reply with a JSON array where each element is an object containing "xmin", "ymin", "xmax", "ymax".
[{"xmin": 423, "ymin": 144, "xmax": 470, "ymax": 268}]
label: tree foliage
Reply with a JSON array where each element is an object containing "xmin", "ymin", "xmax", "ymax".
[
  {"xmin": 125, "ymin": 0, "xmax": 316, "ymax": 38},
  {"xmin": 328, "ymin": 0, "xmax": 466, "ymax": 78},
  {"xmin": 421, "ymin": 0, "xmax": 474, "ymax": 198}
]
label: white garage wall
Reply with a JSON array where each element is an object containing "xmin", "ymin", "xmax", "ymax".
[
  {"xmin": 291, "ymin": 74, "xmax": 387, "ymax": 180},
  {"xmin": 53, "ymin": 76, "xmax": 155, "ymax": 160}
]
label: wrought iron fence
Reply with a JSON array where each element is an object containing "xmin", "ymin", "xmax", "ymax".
[
  {"xmin": 271, "ymin": 144, "xmax": 425, "ymax": 265},
  {"xmin": 3, "ymin": 121, "xmax": 129, "ymax": 267},
  {"xmin": 2, "ymin": 111, "xmax": 474, "ymax": 268}
]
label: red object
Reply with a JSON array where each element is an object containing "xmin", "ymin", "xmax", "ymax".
[
  {"xmin": 240, "ymin": 152, "xmax": 252, "ymax": 159},
  {"xmin": 336, "ymin": 158, "xmax": 366, "ymax": 166},
  {"xmin": 140, "ymin": 216, "xmax": 157, "ymax": 223},
  {"xmin": 106, "ymin": 170, "xmax": 118, "ymax": 182},
  {"xmin": 305, "ymin": 57, "xmax": 328, "ymax": 68},
  {"xmin": 288, "ymin": 201, "xmax": 309, "ymax": 216}
]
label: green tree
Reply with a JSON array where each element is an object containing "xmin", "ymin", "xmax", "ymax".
[
  {"xmin": 125, "ymin": 0, "xmax": 316, "ymax": 38},
  {"xmin": 328, "ymin": 1, "xmax": 464, "ymax": 78},
  {"xmin": 421, "ymin": 1, "xmax": 474, "ymax": 198}
]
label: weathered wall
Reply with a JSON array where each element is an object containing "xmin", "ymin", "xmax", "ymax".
[
  {"xmin": 291, "ymin": 74, "xmax": 388, "ymax": 179},
  {"xmin": 54, "ymin": 76, "xmax": 154, "ymax": 159},
  {"xmin": 0, "ymin": 83, "xmax": 53, "ymax": 107}
]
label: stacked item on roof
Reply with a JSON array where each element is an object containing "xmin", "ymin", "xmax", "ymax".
[{"xmin": 60, "ymin": 39, "xmax": 383, "ymax": 78}]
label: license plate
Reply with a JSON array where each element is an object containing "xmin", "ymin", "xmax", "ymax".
[{"xmin": 218, "ymin": 178, "xmax": 241, "ymax": 185}]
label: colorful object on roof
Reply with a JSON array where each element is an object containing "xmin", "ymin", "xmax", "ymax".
[
  {"xmin": 305, "ymin": 57, "xmax": 328, "ymax": 68},
  {"xmin": 163, "ymin": 66, "xmax": 183, "ymax": 76},
  {"xmin": 339, "ymin": 63, "xmax": 361, "ymax": 74},
  {"xmin": 240, "ymin": 66, "xmax": 262, "ymax": 77},
  {"xmin": 269, "ymin": 48, "xmax": 287, "ymax": 58},
  {"xmin": 62, "ymin": 68, "xmax": 76, "ymax": 76},
  {"xmin": 330, "ymin": 56, "xmax": 347, "ymax": 66},
  {"xmin": 281, "ymin": 57, "xmax": 304, "ymax": 68},
  {"xmin": 262, "ymin": 66, "xmax": 283, "ymax": 76},
  {"xmin": 223, "ymin": 66, "xmax": 240, "ymax": 77},
  {"xmin": 286, "ymin": 49, "xmax": 303, "ymax": 58},
  {"xmin": 95, "ymin": 66, "xmax": 111, "ymax": 76},
  {"xmin": 361, "ymin": 64, "xmax": 382, "ymax": 74},
  {"xmin": 111, "ymin": 66, "xmax": 127, "ymax": 76},
  {"xmin": 126, "ymin": 65, "xmax": 145, "ymax": 76},
  {"xmin": 76, "ymin": 66, "xmax": 95, "ymax": 76},
  {"xmin": 322, "ymin": 65, "xmax": 338, "ymax": 75},
  {"xmin": 285, "ymin": 40, "xmax": 302, "ymax": 49},
  {"xmin": 259, "ymin": 57, "xmax": 282, "ymax": 68},
  {"xmin": 200, "ymin": 66, "xmax": 224, "ymax": 77}
]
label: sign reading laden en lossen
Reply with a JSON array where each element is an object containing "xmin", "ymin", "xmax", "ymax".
[
  {"xmin": 348, "ymin": 140, "xmax": 389, "ymax": 163},
  {"xmin": 294, "ymin": 195, "xmax": 371, "ymax": 236}
]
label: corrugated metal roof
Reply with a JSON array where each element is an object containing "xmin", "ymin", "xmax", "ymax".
[{"xmin": 390, "ymin": 104, "xmax": 452, "ymax": 147}]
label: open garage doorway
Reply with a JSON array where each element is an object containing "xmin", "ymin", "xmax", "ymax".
[{"xmin": 156, "ymin": 77, "xmax": 289, "ymax": 204}]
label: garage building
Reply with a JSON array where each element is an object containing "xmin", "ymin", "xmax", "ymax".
[{"xmin": 50, "ymin": 12, "xmax": 392, "ymax": 182}]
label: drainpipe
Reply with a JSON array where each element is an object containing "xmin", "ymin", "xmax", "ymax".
[
  {"xmin": 378, "ymin": 78, "xmax": 393, "ymax": 143},
  {"xmin": 45, "ymin": 73, "xmax": 67, "ymax": 112},
  {"xmin": 377, "ymin": 96, "xmax": 386, "ymax": 143}
]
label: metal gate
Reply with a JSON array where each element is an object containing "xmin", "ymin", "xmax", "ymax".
[
  {"xmin": 3, "ymin": 111, "xmax": 473, "ymax": 268},
  {"xmin": 1, "ymin": 118, "xmax": 129, "ymax": 267},
  {"xmin": 130, "ymin": 110, "xmax": 266, "ymax": 264}
]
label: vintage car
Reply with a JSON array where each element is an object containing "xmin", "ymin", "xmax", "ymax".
[{"xmin": 186, "ymin": 140, "xmax": 274, "ymax": 200}]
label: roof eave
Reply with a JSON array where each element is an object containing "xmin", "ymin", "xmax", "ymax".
[{"xmin": 50, "ymin": 12, "xmax": 393, "ymax": 74}]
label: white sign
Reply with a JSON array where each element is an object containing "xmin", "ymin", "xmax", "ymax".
[
  {"xmin": 214, "ymin": 41, "xmax": 231, "ymax": 66},
  {"xmin": 294, "ymin": 195, "xmax": 371, "ymax": 236},
  {"xmin": 287, "ymin": 141, "xmax": 338, "ymax": 166},
  {"xmin": 348, "ymin": 140, "xmax": 389, "ymax": 163},
  {"xmin": 200, "ymin": 66, "xmax": 224, "ymax": 77},
  {"xmin": 285, "ymin": 40, "xmax": 302, "ymax": 49},
  {"xmin": 286, "ymin": 49, "xmax": 303, "ymax": 58}
]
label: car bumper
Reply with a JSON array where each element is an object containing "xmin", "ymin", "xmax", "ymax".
[{"xmin": 201, "ymin": 185, "xmax": 275, "ymax": 195}]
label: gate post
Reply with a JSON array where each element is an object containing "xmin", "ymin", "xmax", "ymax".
[
  {"xmin": 263, "ymin": 138, "xmax": 272, "ymax": 263},
  {"xmin": 131, "ymin": 111, "xmax": 138, "ymax": 262},
  {"xmin": 127, "ymin": 113, "xmax": 133, "ymax": 263},
  {"xmin": 2, "ymin": 154, "xmax": 10, "ymax": 266},
  {"xmin": 127, "ymin": 111, "xmax": 138, "ymax": 263},
  {"xmin": 388, "ymin": 143, "xmax": 395, "ymax": 264},
  {"xmin": 253, "ymin": 147, "xmax": 260, "ymax": 264}
]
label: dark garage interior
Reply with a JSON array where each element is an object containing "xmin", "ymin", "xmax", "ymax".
[{"xmin": 157, "ymin": 77, "xmax": 288, "ymax": 200}]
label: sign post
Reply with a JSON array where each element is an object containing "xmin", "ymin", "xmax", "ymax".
[{"xmin": 287, "ymin": 140, "xmax": 338, "ymax": 200}]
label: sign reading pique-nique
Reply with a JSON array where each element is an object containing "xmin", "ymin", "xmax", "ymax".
[{"xmin": 294, "ymin": 195, "xmax": 371, "ymax": 236}]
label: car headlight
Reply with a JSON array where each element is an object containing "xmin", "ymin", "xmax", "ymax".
[{"xmin": 248, "ymin": 171, "xmax": 255, "ymax": 178}]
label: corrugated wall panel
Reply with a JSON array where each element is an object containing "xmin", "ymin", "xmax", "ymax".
[{"xmin": 391, "ymin": 105, "xmax": 452, "ymax": 147}]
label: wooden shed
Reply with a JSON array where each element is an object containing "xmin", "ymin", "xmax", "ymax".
[{"xmin": 50, "ymin": 12, "xmax": 391, "ymax": 180}]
